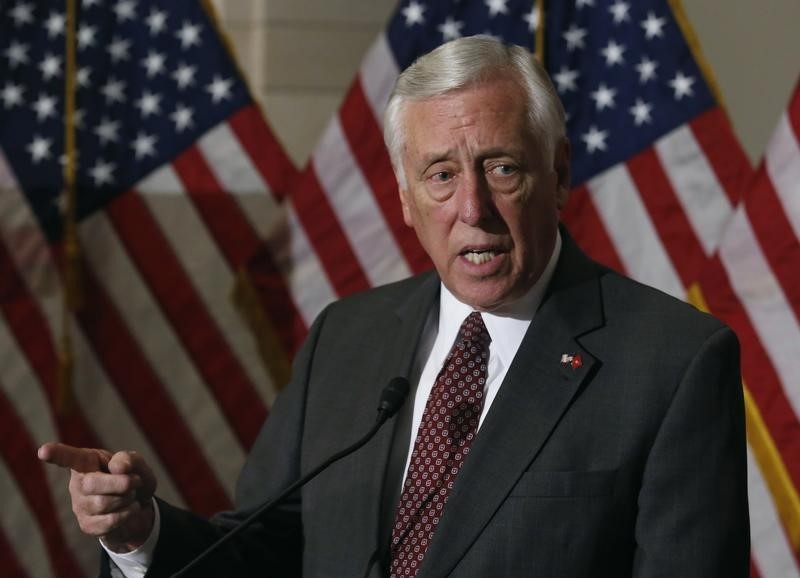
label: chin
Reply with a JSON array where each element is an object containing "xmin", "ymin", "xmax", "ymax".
[{"xmin": 453, "ymin": 284, "xmax": 513, "ymax": 312}]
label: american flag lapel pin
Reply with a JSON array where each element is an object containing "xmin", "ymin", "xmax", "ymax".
[{"xmin": 560, "ymin": 353, "xmax": 583, "ymax": 370}]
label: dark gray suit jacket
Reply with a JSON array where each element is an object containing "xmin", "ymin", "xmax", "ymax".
[{"xmin": 125, "ymin": 232, "xmax": 749, "ymax": 577}]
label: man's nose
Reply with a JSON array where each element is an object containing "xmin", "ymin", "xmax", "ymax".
[{"xmin": 457, "ymin": 171, "xmax": 494, "ymax": 226}]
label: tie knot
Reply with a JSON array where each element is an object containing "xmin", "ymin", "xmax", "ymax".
[{"xmin": 458, "ymin": 311, "xmax": 491, "ymax": 346}]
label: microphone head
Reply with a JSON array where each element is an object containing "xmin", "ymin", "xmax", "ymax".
[{"xmin": 377, "ymin": 377, "xmax": 410, "ymax": 418}]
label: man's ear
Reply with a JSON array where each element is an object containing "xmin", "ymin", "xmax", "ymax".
[
  {"xmin": 398, "ymin": 187, "xmax": 415, "ymax": 228},
  {"xmin": 554, "ymin": 138, "xmax": 572, "ymax": 210}
]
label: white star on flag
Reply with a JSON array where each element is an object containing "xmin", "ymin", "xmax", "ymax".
[
  {"xmin": 89, "ymin": 159, "xmax": 115, "ymax": 186},
  {"xmin": 553, "ymin": 66, "xmax": 579, "ymax": 93},
  {"xmin": 563, "ymin": 25, "xmax": 587, "ymax": 51},
  {"xmin": 576, "ymin": 0, "xmax": 594, "ymax": 8},
  {"xmin": 591, "ymin": 84, "xmax": 617, "ymax": 110},
  {"xmin": 108, "ymin": 36, "xmax": 132, "ymax": 62},
  {"xmin": 27, "ymin": 135, "xmax": 52, "ymax": 163},
  {"xmin": 629, "ymin": 99, "xmax": 653, "ymax": 125},
  {"xmin": 114, "ymin": 0, "xmax": 137, "ymax": 22},
  {"xmin": 44, "ymin": 11, "xmax": 65, "ymax": 38},
  {"xmin": 173, "ymin": 63, "xmax": 197, "ymax": 89},
  {"xmin": 135, "ymin": 91, "xmax": 162, "ymax": 117},
  {"xmin": 71, "ymin": 108, "xmax": 85, "ymax": 130},
  {"xmin": 32, "ymin": 94, "xmax": 57, "ymax": 121},
  {"xmin": 402, "ymin": 1, "xmax": 426, "ymax": 26},
  {"xmin": 206, "ymin": 75, "xmax": 233, "ymax": 103},
  {"xmin": 523, "ymin": 6, "xmax": 539, "ymax": 32},
  {"xmin": 0, "ymin": 82, "xmax": 24, "ymax": 109},
  {"xmin": 171, "ymin": 104, "xmax": 194, "ymax": 132},
  {"xmin": 177, "ymin": 21, "xmax": 202, "ymax": 49},
  {"xmin": 641, "ymin": 12, "xmax": 666, "ymax": 39},
  {"xmin": 636, "ymin": 57, "xmax": 658, "ymax": 83},
  {"xmin": 4, "ymin": 41, "xmax": 29, "ymax": 68},
  {"xmin": 10, "ymin": 2, "xmax": 34, "ymax": 26},
  {"xmin": 608, "ymin": 1, "xmax": 630, "ymax": 24},
  {"xmin": 582, "ymin": 126, "xmax": 608, "ymax": 153},
  {"xmin": 94, "ymin": 117, "xmax": 121, "ymax": 144},
  {"xmin": 485, "ymin": 0, "xmax": 509, "ymax": 17},
  {"xmin": 78, "ymin": 24, "xmax": 97, "ymax": 50},
  {"xmin": 146, "ymin": 8, "xmax": 168, "ymax": 35},
  {"xmin": 601, "ymin": 40, "xmax": 625, "ymax": 66},
  {"xmin": 669, "ymin": 71, "xmax": 695, "ymax": 99},
  {"xmin": 77, "ymin": 67, "xmax": 91, "ymax": 88},
  {"xmin": 142, "ymin": 51, "xmax": 167, "ymax": 77},
  {"xmin": 438, "ymin": 17, "xmax": 464, "ymax": 41},
  {"xmin": 101, "ymin": 78, "xmax": 126, "ymax": 104},
  {"xmin": 132, "ymin": 132, "xmax": 157, "ymax": 159},
  {"xmin": 39, "ymin": 53, "xmax": 62, "ymax": 81}
]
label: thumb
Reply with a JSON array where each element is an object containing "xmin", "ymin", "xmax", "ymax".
[{"xmin": 108, "ymin": 451, "xmax": 157, "ymax": 502}]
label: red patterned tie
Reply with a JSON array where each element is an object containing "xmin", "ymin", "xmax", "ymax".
[{"xmin": 390, "ymin": 312, "xmax": 491, "ymax": 577}]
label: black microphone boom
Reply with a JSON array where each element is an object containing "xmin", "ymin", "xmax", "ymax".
[{"xmin": 171, "ymin": 377, "xmax": 410, "ymax": 577}]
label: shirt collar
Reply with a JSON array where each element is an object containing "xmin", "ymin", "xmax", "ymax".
[{"xmin": 438, "ymin": 230, "xmax": 562, "ymax": 368}]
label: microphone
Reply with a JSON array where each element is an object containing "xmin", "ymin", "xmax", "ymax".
[{"xmin": 171, "ymin": 377, "xmax": 410, "ymax": 577}]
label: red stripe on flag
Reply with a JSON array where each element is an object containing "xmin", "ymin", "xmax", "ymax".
[
  {"xmin": 227, "ymin": 105, "xmax": 297, "ymax": 201},
  {"xmin": 0, "ymin": 387, "xmax": 85, "ymax": 578},
  {"xmin": 0, "ymin": 239, "xmax": 101, "ymax": 450},
  {"xmin": 689, "ymin": 107, "xmax": 751, "ymax": 205},
  {"xmin": 106, "ymin": 191, "xmax": 266, "ymax": 450},
  {"xmin": 171, "ymin": 146, "xmax": 303, "ymax": 356},
  {"xmin": 290, "ymin": 168, "xmax": 371, "ymax": 296},
  {"xmin": 700, "ymin": 256, "xmax": 800, "ymax": 489},
  {"xmin": 245, "ymin": 247, "xmax": 310, "ymax": 355},
  {"xmin": 0, "ymin": 527, "xmax": 28, "ymax": 578},
  {"xmin": 749, "ymin": 557, "xmax": 761, "ymax": 578},
  {"xmin": 745, "ymin": 175, "xmax": 800, "ymax": 327},
  {"xmin": 788, "ymin": 81, "xmax": 800, "ymax": 135},
  {"xmin": 339, "ymin": 79, "xmax": 432, "ymax": 274},
  {"xmin": 627, "ymin": 148, "xmax": 706, "ymax": 287},
  {"xmin": 561, "ymin": 184, "xmax": 626, "ymax": 274},
  {"xmin": 75, "ymin": 266, "xmax": 232, "ymax": 516},
  {"xmin": 172, "ymin": 148, "xmax": 263, "ymax": 266}
]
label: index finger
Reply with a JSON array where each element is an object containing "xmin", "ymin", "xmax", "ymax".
[{"xmin": 37, "ymin": 443, "xmax": 112, "ymax": 473}]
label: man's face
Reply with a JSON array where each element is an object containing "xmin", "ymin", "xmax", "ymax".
[{"xmin": 397, "ymin": 76, "xmax": 570, "ymax": 311}]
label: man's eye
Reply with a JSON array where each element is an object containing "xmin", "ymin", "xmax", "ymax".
[
  {"xmin": 431, "ymin": 171, "xmax": 453, "ymax": 182},
  {"xmin": 489, "ymin": 164, "xmax": 516, "ymax": 176}
]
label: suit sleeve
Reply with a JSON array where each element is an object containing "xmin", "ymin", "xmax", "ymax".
[
  {"xmin": 632, "ymin": 326, "xmax": 749, "ymax": 577},
  {"xmin": 112, "ymin": 306, "xmax": 333, "ymax": 578}
]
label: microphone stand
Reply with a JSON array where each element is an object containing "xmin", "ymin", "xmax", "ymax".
[{"xmin": 171, "ymin": 377, "xmax": 410, "ymax": 577}]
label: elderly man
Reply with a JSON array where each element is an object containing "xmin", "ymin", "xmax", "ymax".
[{"xmin": 40, "ymin": 36, "xmax": 749, "ymax": 577}]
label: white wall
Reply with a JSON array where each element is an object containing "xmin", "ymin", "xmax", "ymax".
[{"xmin": 210, "ymin": 0, "xmax": 800, "ymax": 167}]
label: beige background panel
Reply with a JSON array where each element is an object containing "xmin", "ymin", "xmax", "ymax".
[
  {"xmin": 264, "ymin": 24, "xmax": 383, "ymax": 90},
  {"xmin": 211, "ymin": 0, "xmax": 800, "ymax": 166},
  {"xmin": 682, "ymin": 0, "xmax": 800, "ymax": 162}
]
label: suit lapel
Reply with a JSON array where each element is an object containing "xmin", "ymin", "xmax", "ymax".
[
  {"xmin": 419, "ymin": 234, "xmax": 607, "ymax": 578},
  {"xmin": 349, "ymin": 273, "xmax": 440, "ymax": 562}
]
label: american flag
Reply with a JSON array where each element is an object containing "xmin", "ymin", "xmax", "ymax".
[
  {"xmin": 0, "ymin": 1, "xmax": 296, "ymax": 575},
  {"xmin": 696, "ymin": 78, "xmax": 800, "ymax": 578}
]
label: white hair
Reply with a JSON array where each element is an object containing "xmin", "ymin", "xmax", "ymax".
[{"xmin": 383, "ymin": 35, "xmax": 566, "ymax": 189}]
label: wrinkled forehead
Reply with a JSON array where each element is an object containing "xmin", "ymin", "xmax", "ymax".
[{"xmin": 398, "ymin": 80, "xmax": 551, "ymax": 163}]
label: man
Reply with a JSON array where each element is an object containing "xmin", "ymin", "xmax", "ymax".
[{"xmin": 39, "ymin": 36, "xmax": 749, "ymax": 577}]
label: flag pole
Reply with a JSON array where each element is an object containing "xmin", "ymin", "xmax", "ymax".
[
  {"xmin": 58, "ymin": 0, "xmax": 80, "ymax": 414},
  {"xmin": 201, "ymin": 0, "xmax": 294, "ymax": 390},
  {"xmin": 535, "ymin": 0, "xmax": 545, "ymax": 62}
]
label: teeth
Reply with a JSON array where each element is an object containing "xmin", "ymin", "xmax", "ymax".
[{"xmin": 463, "ymin": 250, "xmax": 496, "ymax": 264}]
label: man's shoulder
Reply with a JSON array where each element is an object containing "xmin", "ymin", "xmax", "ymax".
[
  {"xmin": 326, "ymin": 270, "xmax": 439, "ymax": 316},
  {"xmin": 598, "ymin": 267, "xmax": 728, "ymax": 338}
]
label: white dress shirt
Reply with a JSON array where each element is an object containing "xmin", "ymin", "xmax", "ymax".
[
  {"xmin": 400, "ymin": 231, "xmax": 561, "ymax": 484},
  {"xmin": 106, "ymin": 232, "xmax": 562, "ymax": 577}
]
